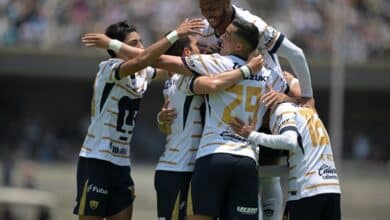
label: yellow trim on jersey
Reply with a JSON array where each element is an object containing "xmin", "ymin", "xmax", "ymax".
[
  {"xmin": 193, "ymin": 107, "xmax": 201, "ymax": 111},
  {"xmin": 189, "ymin": 148, "xmax": 198, "ymax": 152},
  {"xmin": 117, "ymin": 84, "xmax": 140, "ymax": 97},
  {"xmin": 108, "ymin": 109, "xmax": 118, "ymax": 116},
  {"xmin": 111, "ymin": 96, "xmax": 120, "ymax": 102},
  {"xmin": 78, "ymin": 179, "xmax": 89, "ymax": 215},
  {"xmin": 288, "ymin": 177, "xmax": 297, "ymax": 181},
  {"xmin": 211, "ymin": 54, "xmax": 223, "ymax": 69},
  {"xmin": 193, "ymin": 121, "xmax": 202, "ymax": 125},
  {"xmin": 168, "ymin": 148, "xmax": 180, "ymax": 152},
  {"xmin": 187, "ymin": 162, "xmax": 195, "ymax": 166},
  {"xmin": 87, "ymin": 133, "xmax": 95, "ymax": 138},
  {"xmin": 305, "ymin": 171, "xmax": 316, "ymax": 176},
  {"xmin": 289, "ymin": 165, "xmax": 297, "ymax": 171},
  {"xmin": 104, "ymin": 123, "xmax": 116, "ymax": 128},
  {"xmin": 102, "ymin": 137, "xmax": 130, "ymax": 146},
  {"xmin": 200, "ymin": 32, "xmax": 215, "ymax": 38},
  {"xmin": 304, "ymin": 183, "xmax": 340, "ymax": 190},
  {"xmin": 98, "ymin": 150, "xmax": 129, "ymax": 158},
  {"xmin": 289, "ymin": 152, "xmax": 295, "ymax": 157},
  {"xmin": 199, "ymin": 55, "xmax": 210, "ymax": 75},
  {"xmin": 192, "ymin": 135, "xmax": 202, "ymax": 138},
  {"xmin": 171, "ymin": 191, "xmax": 181, "ymax": 220},
  {"xmin": 159, "ymin": 160, "xmax": 178, "ymax": 165},
  {"xmin": 81, "ymin": 146, "xmax": 92, "ymax": 152},
  {"xmin": 203, "ymin": 132, "xmax": 218, "ymax": 137},
  {"xmin": 186, "ymin": 183, "xmax": 194, "ymax": 216}
]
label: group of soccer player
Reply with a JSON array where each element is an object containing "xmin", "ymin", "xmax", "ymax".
[{"xmin": 74, "ymin": 0, "xmax": 341, "ymax": 220}]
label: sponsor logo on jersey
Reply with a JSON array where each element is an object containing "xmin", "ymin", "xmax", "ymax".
[
  {"xmin": 247, "ymin": 74, "xmax": 269, "ymax": 82},
  {"xmin": 236, "ymin": 206, "xmax": 258, "ymax": 215},
  {"xmin": 318, "ymin": 164, "xmax": 338, "ymax": 180},
  {"xmin": 88, "ymin": 184, "xmax": 109, "ymax": 195}
]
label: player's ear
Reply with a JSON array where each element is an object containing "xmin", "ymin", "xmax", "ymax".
[{"xmin": 183, "ymin": 47, "xmax": 191, "ymax": 57}]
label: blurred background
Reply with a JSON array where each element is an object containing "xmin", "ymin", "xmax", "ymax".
[{"xmin": 0, "ymin": 0, "xmax": 389, "ymax": 219}]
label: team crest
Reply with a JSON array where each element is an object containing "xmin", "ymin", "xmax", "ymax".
[{"xmin": 89, "ymin": 200, "xmax": 99, "ymax": 210}]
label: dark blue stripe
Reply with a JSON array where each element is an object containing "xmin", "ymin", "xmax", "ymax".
[
  {"xmin": 183, "ymin": 96, "xmax": 194, "ymax": 130},
  {"xmin": 269, "ymin": 34, "xmax": 285, "ymax": 54},
  {"xmin": 100, "ymin": 83, "xmax": 115, "ymax": 113}
]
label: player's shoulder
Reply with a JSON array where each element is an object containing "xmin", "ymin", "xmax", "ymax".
[
  {"xmin": 98, "ymin": 58, "xmax": 122, "ymax": 71},
  {"xmin": 274, "ymin": 102, "xmax": 298, "ymax": 116},
  {"xmin": 233, "ymin": 4, "xmax": 267, "ymax": 26}
]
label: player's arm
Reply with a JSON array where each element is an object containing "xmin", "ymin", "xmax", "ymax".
[
  {"xmin": 277, "ymin": 38, "xmax": 313, "ymax": 99},
  {"xmin": 230, "ymin": 116, "xmax": 299, "ymax": 151},
  {"xmin": 192, "ymin": 55, "xmax": 264, "ymax": 94},
  {"xmin": 82, "ymin": 19, "xmax": 204, "ymax": 79}
]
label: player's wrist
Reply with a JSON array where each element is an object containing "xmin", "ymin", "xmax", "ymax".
[
  {"xmin": 239, "ymin": 65, "xmax": 252, "ymax": 79},
  {"xmin": 166, "ymin": 30, "xmax": 179, "ymax": 44},
  {"xmin": 108, "ymin": 39, "xmax": 123, "ymax": 53}
]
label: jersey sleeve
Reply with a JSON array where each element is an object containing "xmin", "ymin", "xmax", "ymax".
[
  {"xmin": 99, "ymin": 59, "xmax": 126, "ymax": 83},
  {"xmin": 144, "ymin": 66, "xmax": 157, "ymax": 84},
  {"xmin": 182, "ymin": 54, "xmax": 233, "ymax": 76},
  {"xmin": 270, "ymin": 104, "xmax": 297, "ymax": 135}
]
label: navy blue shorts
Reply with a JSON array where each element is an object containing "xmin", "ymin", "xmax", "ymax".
[
  {"xmin": 283, "ymin": 193, "xmax": 341, "ymax": 220},
  {"xmin": 187, "ymin": 153, "xmax": 259, "ymax": 219},
  {"xmin": 154, "ymin": 170, "xmax": 192, "ymax": 220},
  {"xmin": 73, "ymin": 157, "xmax": 135, "ymax": 217}
]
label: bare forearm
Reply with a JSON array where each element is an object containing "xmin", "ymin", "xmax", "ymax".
[
  {"xmin": 193, "ymin": 69, "xmax": 243, "ymax": 94},
  {"xmin": 119, "ymin": 38, "xmax": 173, "ymax": 77}
]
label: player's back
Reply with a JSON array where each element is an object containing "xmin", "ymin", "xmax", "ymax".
[{"xmin": 270, "ymin": 103, "xmax": 341, "ymax": 201}]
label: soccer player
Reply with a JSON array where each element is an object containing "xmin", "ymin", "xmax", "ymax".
[
  {"xmin": 73, "ymin": 19, "xmax": 204, "ymax": 220},
  {"xmin": 230, "ymin": 82, "xmax": 341, "ymax": 220},
  {"xmin": 197, "ymin": 1, "xmax": 315, "ymax": 219},
  {"xmin": 155, "ymin": 35, "xmax": 265, "ymax": 220}
]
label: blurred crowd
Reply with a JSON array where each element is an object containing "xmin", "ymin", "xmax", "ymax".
[{"xmin": 0, "ymin": 0, "xmax": 388, "ymax": 62}]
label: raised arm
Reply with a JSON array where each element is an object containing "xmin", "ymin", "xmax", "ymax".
[
  {"xmin": 82, "ymin": 19, "xmax": 204, "ymax": 79},
  {"xmin": 277, "ymin": 38, "xmax": 313, "ymax": 98}
]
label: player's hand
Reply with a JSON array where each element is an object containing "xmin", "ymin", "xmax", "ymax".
[
  {"xmin": 158, "ymin": 99, "xmax": 177, "ymax": 124},
  {"xmin": 229, "ymin": 117, "xmax": 255, "ymax": 138},
  {"xmin": 82, "ymin": 33, "xmax": 111, "ymax": 49},
  {"xmin": 175, "ymin": 18, "xmax": 204, "ymax": 38},
  {"xmin": 246, "ymin": 54, "xmax": 264, "ymax": 74},
  {"xmin": 261, "ymin": 85, "xmax": 294, "ymax": 109}
]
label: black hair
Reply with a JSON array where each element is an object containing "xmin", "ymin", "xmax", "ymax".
[
  {"xmin": 104, "ymin": 21, "xmax": 137, "ymax": 58},
  {"xmin": 231, "ymin": 18, "xmax": 259, "ymax": 52},
  {"xmin": 164, "ymin": 33, "xmax": 192, "ymax": 56}
]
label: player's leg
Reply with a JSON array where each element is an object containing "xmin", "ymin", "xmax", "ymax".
[
  {"xmin": 283, "ymin": 195, "xmax": 321, "ymax": 220},
  {"xmin": 226, "ymin": 155, "xmax": 259, "ymax": 220},
  {"xmin": 186, "ymin": 154, "xmax": 231, "ymax": 219},
  {"xmin": 322, "ymin": 193, "xmax": 341, "ymax": 220},
  {"xmin": 258, "ymin": 146, "xmax": 287, "ymax": 220},
  {"xmin": 154, "ymin": 170, "xmax": 192, "ymax": 220},
  {"xmin": 73, "ymin": 157, "xmax": 112, "ymax": 219},
  {"xmin": 106, "ymin": 164, "xmax": 136, "ymax": 220}
]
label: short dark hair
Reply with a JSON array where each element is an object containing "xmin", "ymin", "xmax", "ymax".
[
  {"xmin": 164, "ymin": 33, "xmax": 191, "ymax": 56},
  {"xmin": 231, "ymin": 18, "xmax": 259, "ymax": 52},
  {"xmin": 104, "ymin": 21, "xmax": 137, "ymax": 58}
]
